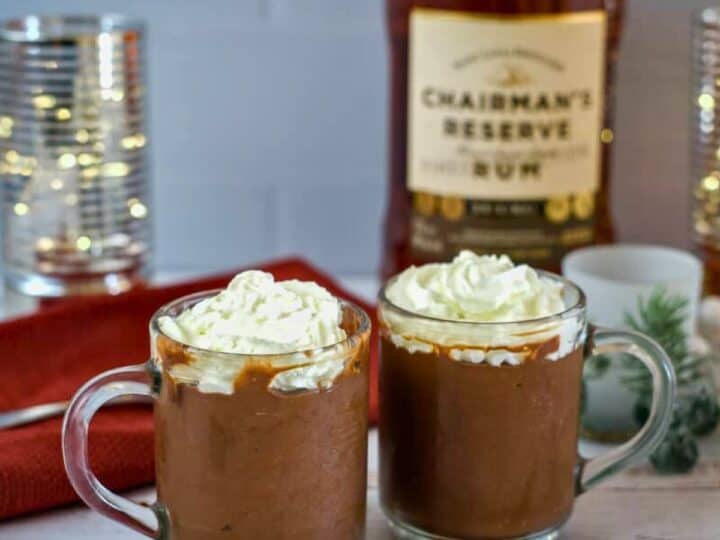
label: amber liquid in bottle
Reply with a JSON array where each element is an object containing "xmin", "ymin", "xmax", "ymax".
[{"xmin": 382, "ymin": 0, "xmax": 624, "ymax": 278}]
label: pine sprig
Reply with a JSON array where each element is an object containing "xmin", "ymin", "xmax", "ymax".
[
  {"xmin": 615, "ymin": 286, "xmax": 719, "ymax": 473},
  {"xmin": 625, "ymin": 289, "xmax": 689, "ymax": 364},
  {"xmin": 620, "ymin": 288, "xmax": 708, "ymax": 395}
]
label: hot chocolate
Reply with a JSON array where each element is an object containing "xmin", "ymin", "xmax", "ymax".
[
  {"xmin": 379, "ymin": 252, "xmax": 585, "ymax": 538},
  {"xmin": 155, "ymin": 334, "xmax": 369, "ymax": 540},
  {"xmin": 63, "ymin": 256, "xmax": 675, "ymax": 540},
  {"xmin": 380, "ymin": 339, "xmax": 582, "ymax": 538},
  {"xmin": 150, "ymin": 272, "xmax": 371, "ymax": 540}
]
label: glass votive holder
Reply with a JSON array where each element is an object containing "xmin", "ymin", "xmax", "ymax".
[
  {"xmin": 0, "ymin": 14, "xmax": 152, "ymax": 298},
  {"xmin": 692, "ymin": 7, "xmax": 720, "ymax": 295}
]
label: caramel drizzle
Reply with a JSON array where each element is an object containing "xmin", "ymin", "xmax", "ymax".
[
  {"xmin": 155, "ymin": 333, "xmax": 367, "ymax": 391},
  {"xmin": 379, "ymin": 323, "xmax": 563, "ymax": 362}
]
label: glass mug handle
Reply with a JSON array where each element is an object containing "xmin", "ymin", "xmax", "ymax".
[
  {"xmin": 61, "ymin": 362, "xmax": 166, "ymax": 538},
  {"xmin": 577, "ymin": 326, "xmax": 677, "ymax": 493}
]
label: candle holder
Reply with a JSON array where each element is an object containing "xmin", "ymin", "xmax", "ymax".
[
  {"xmin": 692, "ymin": 7, "xmax": 720, "ymax": 294},
  {"xmin": 0, "ymin": 14, "xmax": 152, "ymax": 297}
]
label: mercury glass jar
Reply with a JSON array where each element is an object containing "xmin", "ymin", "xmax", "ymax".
[
  {"xmin": 692, "ymin": 7, "xmax": 720, "ymax": 294},
  {"xmin": 0, "ymin": 14, "xmax": 152, "ymax": 297}
]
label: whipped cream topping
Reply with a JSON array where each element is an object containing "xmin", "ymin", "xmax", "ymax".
[
  {"xmin": 382, "ymin": 251, "xmax": 582, "ymax": 364},
  {"xmin": 158, "ymin": 271, "xmax": 350, "ymax": 393},
  {"xmin": 386, "ymin": 251, "xmax": 565, "ymax": 322}
]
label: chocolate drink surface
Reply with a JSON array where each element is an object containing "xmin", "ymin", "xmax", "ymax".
[
  {"xmin": 155, "ymin": 345, "xmax": 369, "ymax": 540},
  {"xmin": 382, "ymin": 0, "xmax": 625, "ymax": 277},
  {"xmin": 379, "ymin": 337, "xmax": 583, "ymax": 538}
]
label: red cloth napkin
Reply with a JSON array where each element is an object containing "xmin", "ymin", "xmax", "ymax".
[{"xmin": 0, "ymin": 258, "xmax": 378, "ymax": 521}]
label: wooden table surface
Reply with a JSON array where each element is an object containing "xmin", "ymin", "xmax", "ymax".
[{"xmin": 1, "ymin": 276, "xmax": 719, "ymax": 539}]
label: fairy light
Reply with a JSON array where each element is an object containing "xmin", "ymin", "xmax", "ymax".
[
  {"xmin": 695, "ymin": 217, "xmax": 711, "ymax": 235},
  {"xmin": 77, "ymin": 153, "xmax": 96, "ymax": 166},
  {"xmin": 55, "ymin": 108, "xmax": 71, "ymax": 121},
  {"xmin": 129, "ymin": 200, "xmax": 148, "ymax": 219},
  {"xmin": 32, "ymin": 94, "xmax": 56, "ymax": 109},
  {"xmin": 699, "ymin": 93, "xmax": 716, "ymax": 110},
  {"xmin": 75, "ymin": 129, "xmax": 90, "ymax": 143},
  {"xmin": 704, "ymin": 175, "xmax": 720, "ymax": 192},
  {"xmin": 0, "ymin": 116, "xmax": 13, "ymax": 138},
  {"xmin": 121, "ymin": 134, "xmax": 147, "ymax": 150},
  {"xmin": 81, "ymin": 167, "xmax": 99, "ymax": 180},
  {"xmin": 76, "ymin": 236, "xmax": 92, "ymax": 251},
  {"xmin": 50, "ymin": 178, "xmax": 64, "ymax": 190},
  {"xmin": 13, "ymin": 202, "xmax": 29, "ymax": 216},
  {"xmin": 36, "ymin": 237, "xmax": 54, "ymax": 251},
  {"xmin": 101, "ymin": 162, "xmax": 130, "ymax": 177},
  {"xmin": 58, "ymin": 153, "xmax": 77, "ymax": 169},
  {"xmin": 99, "ymin": 89, "xmax": 124, "ymax": 102},
  {"xmin": 600, "ymin": 128, "xmax": 614, "ymax": 144}
]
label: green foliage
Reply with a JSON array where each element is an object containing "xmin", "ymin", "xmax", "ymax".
[
  {"xmin": 687, "ymin": 387, "xmax": 720, "ymax": 436},
  {"xmin": 620, "ymin": 286, "xmax": 719, "ymax": 473},
  {"xmin": 650, "ymin": 418, "xmax": 699, "ymax": 474},
  {"xmin": 626, "ymin": 289, "xmax": 689, "ymax": 365}
]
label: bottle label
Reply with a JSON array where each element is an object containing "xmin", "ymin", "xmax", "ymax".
[{"xmin": 407, "ymin": 8, "xmax": 607, "ymax": 265}]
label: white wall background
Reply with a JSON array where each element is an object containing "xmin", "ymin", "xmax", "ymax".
[{"xmin": 0, "ymin": 0, "xmax": 707, "ymax": 276}]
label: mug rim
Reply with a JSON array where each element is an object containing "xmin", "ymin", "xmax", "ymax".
[
  {"xmin": 562, "ymin": 243, "xmax": 702, "ymax": 287},
  {"xmin": 0, "ymin": 14, "xmax": 145, "ymax": 42},
  {"xmin": 149, "ymin": 289, "xmax": 372, "ymax": 360},
  {"xmin": 378, "ymin": 269, "xmax": 586, "ymax": 328}
]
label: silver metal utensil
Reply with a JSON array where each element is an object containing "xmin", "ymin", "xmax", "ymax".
[{"xmin": 0, "ymin": 394, "xmax": 152, "ymax": 430}]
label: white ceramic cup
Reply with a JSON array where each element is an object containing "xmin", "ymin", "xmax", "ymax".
[
  {"xmin": 563, "ymin": 244, "xmax": 702, "ymax": 334},
  {"xmin": 563, "ymin": 244, "xmax": 702, "ymax": 439}
]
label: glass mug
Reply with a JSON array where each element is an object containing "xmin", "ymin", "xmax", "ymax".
[
  {"xmin": 62, "ymin": 291, "xmax": 371, "ymax": 539},
  {"xmin": 378, "ymin": 271, "xmax": 676, "ymax": 540}
]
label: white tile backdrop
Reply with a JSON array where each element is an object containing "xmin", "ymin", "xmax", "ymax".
[{"xmin": 0, "ymin": 0, "xmax": 707, "ymax": 275}]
